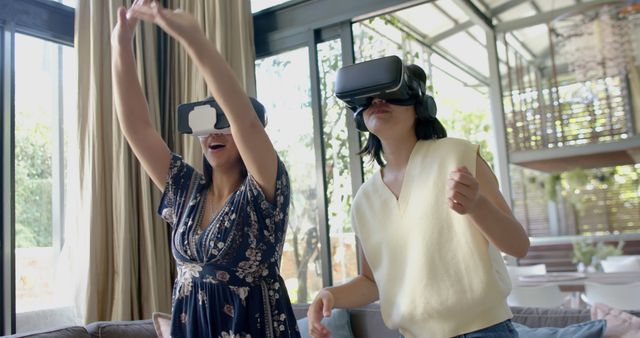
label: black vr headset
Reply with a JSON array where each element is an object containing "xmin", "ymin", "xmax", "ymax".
[
  {"xmin": 334, "ymin": 55, "xmax": 437, "ymax": 132},
  {"xmin": 177, "ymin": 97, "xmax": 266, "ymax": 137}
]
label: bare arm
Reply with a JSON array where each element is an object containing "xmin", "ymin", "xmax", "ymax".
[
  {"xmin": 183, "ymin": 34, "xmax": 278, "ymax": 200},
  {"xmin": 448, "ymin": 155, "xmax": 530, "ymax": 258},
  {"xmin": 324, "ymin": 252, "xmax": 379, "ymax": 308},
  {"xmin": 307, "ymin": 248, "xmax": 379, "ymax": 338},
  {"xmin": 111, "ymin": 2, "xmax": 171, "ymax": 191},
  {"xmin": 307, "ymin": 252, "xmax": 378, "ymax": 337},
  {"xmin": 129, "ymin": 4, "xmax": 278, "ymax": 201},
  {"xmin": 470, "ymin": 156, "xmax": 530, "ymax": 257}
]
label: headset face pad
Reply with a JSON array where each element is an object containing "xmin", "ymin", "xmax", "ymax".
[{"xmin": 177, "ymin": 98, "xmax": 231, "ymax": 136}]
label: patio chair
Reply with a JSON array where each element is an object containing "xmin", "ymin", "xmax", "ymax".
[
  {"xmin": 600, "ymin": 257, "xmax": 640, "ymax": 272},
  {"xmin": 506, "ymin": 263, "xmax": 547, "ymax": 282},
  {"xmin": 507, "ymin": 285, "xmax": 566, "ymax": 308}
]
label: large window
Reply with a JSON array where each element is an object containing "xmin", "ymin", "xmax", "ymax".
[
  {"xmin": 1, "ymin": 0, "xmax": 76, "ymax": 334},
  {"xmin": 14, "ymin": 33, "xmax": 78, "ymax": 328}
]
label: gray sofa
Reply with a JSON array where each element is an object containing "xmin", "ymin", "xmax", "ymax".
[{"xmin": 3, "ymin": 304, "xmax": 639, "ymax": 338}]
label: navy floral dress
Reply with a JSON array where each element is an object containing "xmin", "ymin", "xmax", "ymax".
[{"xmin": 157, "ymin": 154, "xmax": 300, "ymax": 338}]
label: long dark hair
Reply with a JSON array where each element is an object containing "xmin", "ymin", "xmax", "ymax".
[
  {"xmin": 358, "ymin": 64, "xmax": 447, "ymax": 167},
  {"xmin": 202, "ymin": 97, "xmax": 266, "ymax": 188}
]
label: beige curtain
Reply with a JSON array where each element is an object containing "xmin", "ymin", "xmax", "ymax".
[{"xmin": 75, "ymin": 0, "xmax": 256, "ymax": 323}]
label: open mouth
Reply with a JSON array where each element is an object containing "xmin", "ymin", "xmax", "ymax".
[{"xmin": 208, "ymin": 143, "xmax": 225, "ymax": 151}]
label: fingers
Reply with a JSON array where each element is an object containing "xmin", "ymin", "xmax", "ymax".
[
  {"xmin": 128, "ymin": 1, "xmax": 169, "ymax": 25},
  {"xmin": 322, "ymin": 297, "xmax": 334, "ymax": 317},
  {"xmin": 448, "ymin": 166, "xmax": 479, "ymax": 214},
  {"xmin": 448, "ymin": 198, "xmax": 466, "ymax": 214},
  {"xmin": 449, "ymin": 167, "xmax": 475, "ymax": 186},
  {"xmin": 126, "ymin": 0, "xmax": 145, "ymax": 26},
  {"xmin": 128, "ymin": 5, "xmax": 157, "ymax": 22},
  {"xmin": 309, "ymin": 324, "xmax": 331, "ymax": 338},
  {"xmin": 449, "ymin": 191, "xmax": 471, "ymax": 205},
  {"xmin": 447, "ymin": 179, "xmax": 473, "ymax": 198},
  {"xmin": 117, "ymin": 6, "xmax": 127, "ymax": 24},
  {"xmin": 307, "ymin": 298, "xmax": 331, "ymax": 338},
  {"xmin": 307, "ymin": 291, "xmax": 334, "ymax": 338},
  {"xmin": 453, "ymin": 166, "xmax": 471, "ymax": 174}
]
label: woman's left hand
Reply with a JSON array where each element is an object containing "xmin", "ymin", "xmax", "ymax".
[
  {"xmin": 128, "ymin": 1, "xmax": 200, "ymax": 43},
  {"xmin": 447, "ymin": 166, "xmax": 480, "ymax": 215}
]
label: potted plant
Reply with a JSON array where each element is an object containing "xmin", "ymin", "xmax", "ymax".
[{"xmin": 571, "ymin": 239, "xmax": 624, "ymax": 272}]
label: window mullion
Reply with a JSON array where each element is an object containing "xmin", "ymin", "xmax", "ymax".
[
  {"xmin": 52, "ymin": 45, "xmax": 64, "ymax": 255},
  {"xmin": 2, "ymin": 22, "xmax": 16, "ymax": 336}
]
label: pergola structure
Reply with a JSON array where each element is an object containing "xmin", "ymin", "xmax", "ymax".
[{"xmin": 255, "ymin": 0, "xmax": 640, "ymax": 241}]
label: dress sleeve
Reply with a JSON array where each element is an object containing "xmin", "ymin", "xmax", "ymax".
[
  {"xmin": 245, "ymin": 156, "xmax": 291, "ymax": 224},
  {"xmin": 157, "ymin": 153, "xmax": 198, "ymax": 227}
]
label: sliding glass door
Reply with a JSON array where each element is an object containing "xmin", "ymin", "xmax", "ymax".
[
  {"xmin": 13, "ymin": 32, "xmax": 78, "ymax": 333},
  {"xmin": 1, "ymin": 0, "xmax": 75, "ymax": 334}
]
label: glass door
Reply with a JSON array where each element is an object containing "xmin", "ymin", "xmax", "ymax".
[
  {"xmin": 255, "ymin": 47, "xmax": 325, "ymax": 303},
  {"xmin": 13, "ymin": 32, "xmax": 78, "ymax": 333}
]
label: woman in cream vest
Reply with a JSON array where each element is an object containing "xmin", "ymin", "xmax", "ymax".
[{"xmin": 307, "ymin": 60, "xmax": 530, "ymax": 338}]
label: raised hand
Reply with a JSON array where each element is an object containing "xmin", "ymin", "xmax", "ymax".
[
  {"xmin": 128, "ymin": 1, "xmax": 201, "ymax": 43},
  {"xmin": 447, "ymin": 166, "xmax": 480, "ymax": 215},
  {"xmin": 111, "ymin": 0, "xmax": 148, "ymax": 49}
]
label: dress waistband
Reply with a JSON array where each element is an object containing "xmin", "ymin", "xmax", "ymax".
[{"xmin": 177, "ymin": 261, "xmax": 279, "ymax": 287}]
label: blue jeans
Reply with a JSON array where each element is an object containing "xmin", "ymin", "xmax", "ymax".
[{"xmin": 400, "ymin": 320, "xmax": 519, "ymax": 338}]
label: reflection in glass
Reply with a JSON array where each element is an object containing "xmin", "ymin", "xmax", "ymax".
[
  {"xmin": 317, "ymin": 40, "xmax": 358, "ymax": 285},
  {"xmin": 255, "ymin": 48, "xmax": 323, "ymax": 303}
]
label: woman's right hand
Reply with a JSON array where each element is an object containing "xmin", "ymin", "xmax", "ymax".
[
  {"xmin": 307, "ymin": 288, "xmax": 335, "ymax": 338},
  {"xmin": 111, "ymin": 0, "xmax": 147, "ymax": 50}
]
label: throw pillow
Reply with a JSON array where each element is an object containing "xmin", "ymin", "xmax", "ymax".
[
  {"xmin": 297, "ymin": 308, "xmax": 354, "ymax": 338},
  {"xmin": 152, "ymin": 311, "xmax": 172, "ymax": 338},
  {"xmin": 591, "ymin": 302, "xmax": 640, "ymax": 338},
  {"xmin": 513, "ymin": 320, "xmax": 606, "ymax": 338}
]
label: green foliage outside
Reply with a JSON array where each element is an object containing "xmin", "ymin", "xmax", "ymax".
[
  {"xmin": 439, "ymin": 109, "xmax": 494, "ymax": 168},
  {"xmin": 15, "ymin": 109, "xmax": 53, "ymax": 248},
  {"xmin": 571, "ymin": 238, "xmax": 624, "ymax": 271}
]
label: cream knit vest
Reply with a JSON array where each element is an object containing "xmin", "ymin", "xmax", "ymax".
[{"xmin": 351, "ymin": 138, "xmax": 512, "ymax": 338}]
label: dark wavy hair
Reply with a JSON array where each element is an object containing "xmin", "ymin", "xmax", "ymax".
[
  {"xmin": 358, "ymin": 64, "xmax": 447, "ymax": 167},
  {"xmin": 202, "ymin": 97, "xmax": 266, "ymax": 188}
]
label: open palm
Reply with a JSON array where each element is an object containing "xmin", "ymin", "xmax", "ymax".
[{"xmin": 128, "ymin": 1, "xmax": 200, "ymax": 42}]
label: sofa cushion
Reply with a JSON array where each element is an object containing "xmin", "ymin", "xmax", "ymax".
[
  {"xmin": 3, "ymin": 326, "xmax": 90, "ymax": 338},
  {"xmin": 348, "ymin": 304, "xmax": 398, "ymax": 338},
  {"xmin": 292, "ymin": 302, "xmax": 398, "ymax": 338},
  {"xmin": 513, "ymin": 320, "xmax": 606, "ymax": 338},
  {"xmin": 85, "ymin": 319, "xmax": 156, "ymax": 338},
  {"xmin": 151, "ymin": 312, "xmax": 172, "ymax": 338},
  {"xmin": 297, "ymin": 308, "xmax": 354, "ymax": 338}
]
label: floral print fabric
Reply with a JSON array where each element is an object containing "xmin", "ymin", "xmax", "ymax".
[{"xmin": 158, "ymin": 154, "xmax": 300, "ymax": 338}]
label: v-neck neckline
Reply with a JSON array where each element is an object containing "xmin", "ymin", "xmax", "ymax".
[
  {"xmin": 377, "ymin": 141, "xmax": 422, "ymax": 213},
  {"xmin": 196, "ymin": 188, "xmax": 235, "ymax": 240}
]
